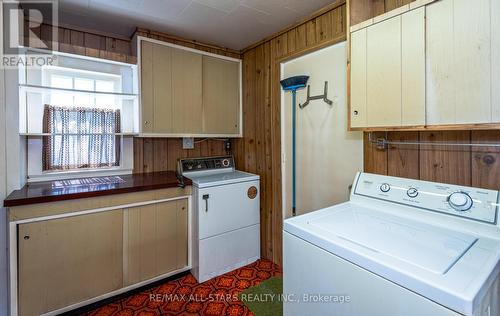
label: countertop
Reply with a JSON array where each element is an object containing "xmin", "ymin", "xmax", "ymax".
[{"xmin": 3, "ymin": 171, "xmax": 192, "ymax": 207}]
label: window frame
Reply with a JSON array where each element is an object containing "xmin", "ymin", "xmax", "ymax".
[{"xmin": 22, "ymin": 51, "xmax": 137, "ymax": 182}]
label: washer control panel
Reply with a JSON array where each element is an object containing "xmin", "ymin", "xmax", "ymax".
[
  {"xmin": 179, "ymin": 156, "xmax": 234, "ymax": 174},
  {"xmin": 353, "ymin": 173, "xmax": 499, "ymax": 224}
]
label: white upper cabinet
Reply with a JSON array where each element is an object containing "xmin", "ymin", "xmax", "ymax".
[
  {"xmin": 366, "ymin": 15, "xmax": 402, "ymax": 127},
  {"xmin": 350, "ymin": 29, "xmax": 367, "ymax": 128},
  {"xmin": 402, "ymin": 7, "xmax": 426, "ymax": 126},
  {"xmin": 350, "ymin": 7, "xmax": 425, "ymax": 128},
  {"xmin": 350, "ymin": 0, "xmax": 500, "ymax": 129},
  {"xmin": 427, "ymin": 0, "xmax": 491, "ymax": 125},
  {"xmin": 493, "ymin": 0, "xmax": 500, "ymax": 122}
]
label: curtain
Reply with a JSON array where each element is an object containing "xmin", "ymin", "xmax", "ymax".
[{"xmin": 42, "ymin": 105, "xmax": 121, "ymax": 171}]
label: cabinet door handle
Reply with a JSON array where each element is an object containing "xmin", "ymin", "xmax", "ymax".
[
  {"xmin": 202, "ymin": 194, "xmax": 209, "ymax": 212},
  {"xmin": 23, "ymin": 235, "xmax": 30, "ymax": 240}
]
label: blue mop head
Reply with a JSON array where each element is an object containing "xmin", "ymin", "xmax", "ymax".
[{"xmin": 280, "ymin": 75, "xmax": 309, "ymax": 91}]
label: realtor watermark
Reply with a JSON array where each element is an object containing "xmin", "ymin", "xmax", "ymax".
[
  {"xmin": 150, "ymin": 293, "xmax": 351, "ymax": 304},
  {"xmin": 1, "ymin": 0, "xmax": 58, "ymax": 68}
]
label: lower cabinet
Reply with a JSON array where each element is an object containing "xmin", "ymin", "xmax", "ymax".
[
  {"xmin": 124, "ymin": 199, "xmax": 188, "ymax": 285},
  {"xmin": 18, "ymin": 210, "xmax": 124, "ymax": 316},
  {"xmin": 15, "ymin": 197, "xmax": 189, "ymax": 316}
]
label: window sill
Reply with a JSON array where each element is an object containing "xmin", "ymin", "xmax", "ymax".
[{"xmin": 28, "ymin": 168, "xmax": 133, "ymax": 183}]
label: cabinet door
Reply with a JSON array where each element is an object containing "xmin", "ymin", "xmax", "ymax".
[
  {"xmin": 494, "ymin": 0, "xmax": 500, "ymax": 122},
  {"xmin": 172, "ymin": 48, "xmax": 203, "ymax": 134},
  {"xmin": 350, "ymin": 29, "xmax": 367, "ymax": 128},
  {"xmin": 366, "ymin": 15, "xmax": 402, "ymax": 127},
  {"xmin": 124, "ymin": 199, "xmax": 188, "ymax": 285},
  {"xmin": 202, "ymin": 56, "xmax": 240, "ymax": 134},
  {"xmin": 141, "ymin": 41, "xmax": 154, "ymax": 133},
  {"xmin": 427, "ymin": 0, "xmax": 491, "ymax": 124},
  {"xmin": 18, "ymin": 211, "xmax": 123, "ymax": 316},
  {"xmin": 402, "ymin": 7, "xmax": 425, "ymax": 126},
  {"xmin": 152, "ymin": 43, "xmax": 173, "ymax": 133}
]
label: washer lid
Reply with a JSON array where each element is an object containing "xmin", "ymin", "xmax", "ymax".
[
  {"xmin": 184, "ymin": 170, "xmax": 259, "ymax": 188},
  {"xmin": 310, "ymin": 207, "xmax": 476, "ymax": 274},
  {"xmin": 284, "ymin": 203, "xmax": 500, "ymax": 316}
]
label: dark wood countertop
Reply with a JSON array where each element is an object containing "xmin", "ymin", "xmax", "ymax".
[{"xmin": 3, "ymin": 171, "xmax": 192, "ymax": 207}]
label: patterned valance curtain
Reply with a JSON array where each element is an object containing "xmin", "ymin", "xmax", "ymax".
[{"xmin": 42, "ymin": 105, "xmax": 121, "ymax": 171}]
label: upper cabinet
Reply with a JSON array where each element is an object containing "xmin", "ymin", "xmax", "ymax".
[
  {"xmin": 426, "ymin": 0, "xmax": 493, "ymax": 125},
  {"xmin": 349, "ymin": 0, "xmax": 500, "ymax": 130},
  {"xmin": 351, "ymin": 7, "xmax": 425, "ymax": 128},
  {"xmin": 140, "ymin": 39, "xmax": 242, "ymax": 137},
  {"xmin": 202, "ymin": 56, "xmax": 241, "ymax": 135}
]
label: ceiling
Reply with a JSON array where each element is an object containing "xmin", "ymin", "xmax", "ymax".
[{"xmin": 57, "ymin": 0, "xmax": 337, "ymax": 50}]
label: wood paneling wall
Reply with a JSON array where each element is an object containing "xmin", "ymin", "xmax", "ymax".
[
  {"xmin": 364, "ymin": 131, "xmax": 500, "ymax": 190},
  {"xmin": 134, "ymin": 28, "xmax": 240, "ymax": 59},
  {"xmin": 350, "ymin": 0, "xmax": 415, "ymax": 25},
  {"xmin": 234, "ymin": 1, "xmax": 347, "ymax": 265},
  {"xmin": 133, "ymin": 138, "xmax": 229, "ymax": 173},
  {"xmin": 33, "ymin": 23, "xmax": 135, "ymax": 63}
]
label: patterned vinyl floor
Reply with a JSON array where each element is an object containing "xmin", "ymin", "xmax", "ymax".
[{"xmin": 82, "ymin": 259, "xmax": 282, "ymax": 316}]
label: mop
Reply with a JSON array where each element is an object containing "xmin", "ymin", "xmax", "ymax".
[{"xmin": 280, "ymin": 75, "xmax": 309, "ymax": 216}]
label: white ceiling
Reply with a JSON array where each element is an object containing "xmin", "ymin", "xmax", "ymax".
[{"xmin": 57, "ymin": 0, "xmax": 337, "ymax": 50}]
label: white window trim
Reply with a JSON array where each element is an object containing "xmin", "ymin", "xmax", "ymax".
[{"xmin": 21, "ymin": 50, "xmax": 138, "ymax": 182}]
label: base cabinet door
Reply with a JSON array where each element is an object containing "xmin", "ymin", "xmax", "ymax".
[
  {"xmin": 18, "ymin": 210, "xmax": 124, "ymax": 316},
  {"xmin": 124, "ymin": 199, "xmax": 188, "ymax": 285}
]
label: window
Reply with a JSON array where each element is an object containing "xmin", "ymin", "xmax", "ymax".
[
  {"xmin": 42, "ymin": 105, "xmax": 121, "ymax": 171},
  {"xmin": 41, "ymin": 70, "xmax": 122, "ymax": 171},
  {"xmin": 19, "ymin": 51, "xmax": 138, "ymax": 181}
]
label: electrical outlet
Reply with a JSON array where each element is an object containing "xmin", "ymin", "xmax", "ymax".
[{"xmin": 182, "ymin": 137, "xmax": 194, "ymax": 149}]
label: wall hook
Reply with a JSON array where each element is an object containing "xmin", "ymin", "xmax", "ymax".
[{"xmin": 299, "ymin": 81, "xmax": 334, "ymax": 109}]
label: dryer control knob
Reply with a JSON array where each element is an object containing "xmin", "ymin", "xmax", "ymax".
[{"xmin": 448, "ymin": 192, "xmax": 473, "ymax": 212}]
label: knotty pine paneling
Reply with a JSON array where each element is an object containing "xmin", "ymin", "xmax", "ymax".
[
  {"xmin": 235, "ymin": 2, "xmax": 347, "ymax": 265},
  {"xmin": 364, "ymin": 131, "xmax": 500, "ymax": 190}
]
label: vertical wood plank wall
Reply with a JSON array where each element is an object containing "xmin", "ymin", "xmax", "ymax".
[
  {"xmin": 234, "ymin": 2, "xmax": 347, "ymax": 265},
  {"xmin": 134, "ymin": 29, "xmax": 240, "ymax": 59},
  {"xmin": 364, "ymin": 131, "xmax": 500, "ymax": 190},
  {"xmin": 133, "ymin": 138, "xmax": 229, "ymax": 173},
  {"xmin": 350, "ymin": 0, "xmax": 416, "ymax": 25},
  {"xmin": 35, "ymin": 23, "xmax": 136, "ymax": 63}
]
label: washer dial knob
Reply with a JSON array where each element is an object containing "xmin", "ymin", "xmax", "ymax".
[
  {"xmin": 380, "ymin": 183, "xmax": 391, "ymax": 193},
  {"xmin": 448, "ymin": 192, "xmax": 473, "ymax": 212},
  {"xmin": 407, "ymin": 188, "xmax": 419, "ymax": 198}
]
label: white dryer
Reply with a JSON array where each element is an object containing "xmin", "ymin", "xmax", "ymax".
[
  {"xmin": 284, "ymin": 172, "xmax": 500, "ymax": 316},
  {"xmin": 179, "ymin": 156, "xmax": 260, "ymax": 283}
]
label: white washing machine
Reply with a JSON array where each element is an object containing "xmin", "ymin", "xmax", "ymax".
[
  {"xmin": 284, "ymin": 172, "xmax": 500, "ymax": 316},
  {"xmin": 179, "ymin": 156, "xmax": 260, "ymax": 283}
]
